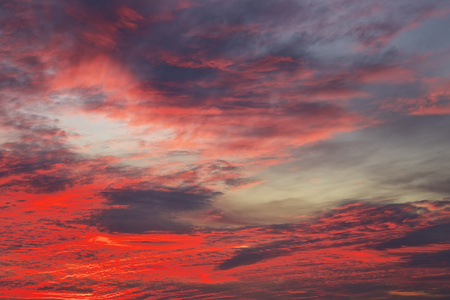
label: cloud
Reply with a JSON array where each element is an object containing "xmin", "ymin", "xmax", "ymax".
[
  {"xmin": 217, "ymin": 239, "xmax": 296, "ymax": 270},
  {"xmin": 376, "ymin": 223, "xmax": 450, "ymax": 249},
  {"xmin": 215, "ymin": 199, "xmax": 450, "ymax": 271},
  {"xmin": 93, "ymin": 187, "xmax": 220, "ymax": 233},
  {"xmin": 1, "ymin": 1, "xmax": 450, "ymax": 298},
  {"xmin": 405, "ymin": 249, "xmax": 450, "ymax": 268},
  {"xmin": 2, "ymin": 198, "xmax": 450, "ymax": 299},
  {"xmin": 0, "ymin": 174, "xmax": 77, "ymax": 194},
  {"xmin": 0, "ymin": 113, "xmax": 86, "ymax": 194},
  {"xmin": 2, "ymin": 0, "xmax": 448, "ymax": 178}
]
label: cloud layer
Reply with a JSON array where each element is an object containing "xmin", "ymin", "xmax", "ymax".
[{"xmin": 1, "ymin": 0, "xmax": 450, "ymax": 298}]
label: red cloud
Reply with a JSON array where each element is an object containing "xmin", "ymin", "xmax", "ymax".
[
  {"xmin": 1, "ymin": 199, "xmax": 449, "ymax": 299},
  {"xmin": 2, "ymin": 1, "xmax": 450, "ymax": 298}
]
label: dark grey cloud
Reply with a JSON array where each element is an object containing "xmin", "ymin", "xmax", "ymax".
[
  {"xmin": 224, "ymin": 177, "xmax": 258, "ymax": 188},
  {"xmin": 133, "ymin": 62, "xmax": 218, "ymax": 83},
  {"xmin": 405, "ymin": 249, "xmax": 450, "ymax": 268},
  {"xmin": 284, "ymin": 101, "xmax": 348, "ymax": 117},
  {"xmin": 217, "ymin": 239, "xmax": 295, "ymax": 270},
  {"xmin": 0, "ymin": 174, "xmax": 76, "ymax": 194},
  {"xmin": 38, "ymin": 283, "xmax": 93, "ymax": 294},
  {"xmin": 417, "ymin": 178, "xmax": 450, "ymax": 194},
  {"xmin": 93, "ymin": 187, "xmax": 219, "ymax": 233},
  {"xmin": 26, "ymin": 174, "xmax": 76, "ymax": 194},
  {"xmin": 376, "ymin": 223, "xmax": 450, "ymax": 250}
]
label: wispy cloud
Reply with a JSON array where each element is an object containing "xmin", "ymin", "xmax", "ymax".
[{"xmin": 1, "ymin": 0, "xmax": 450, "ymax": 298}]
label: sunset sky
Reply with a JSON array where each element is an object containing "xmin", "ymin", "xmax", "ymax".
[{"xmin": 1, "ymin": 0, "xmax": 450, "ymax": 299}]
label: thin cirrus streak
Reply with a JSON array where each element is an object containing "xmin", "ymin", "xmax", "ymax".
[{"xmin": 1, "ymin": 0, "xmax": 450, "ymax": 299}]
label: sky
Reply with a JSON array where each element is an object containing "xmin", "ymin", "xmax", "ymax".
[{"xmin": 1, "ymin": 0, "xmax": 450, "ymax": 299}]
